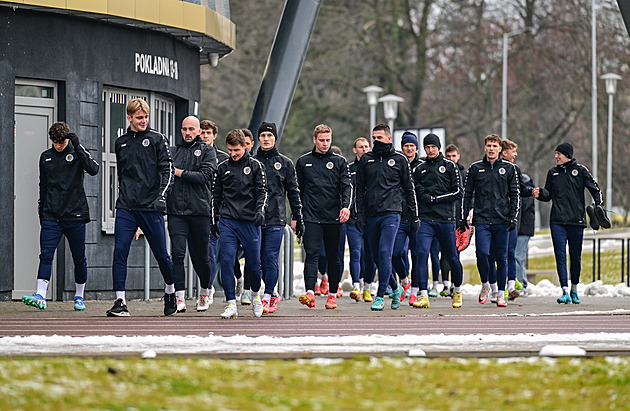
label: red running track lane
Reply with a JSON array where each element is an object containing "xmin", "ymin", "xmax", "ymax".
[{"xmin": 1, "ymin": 315, "xmax": 629, "ymax": 337}]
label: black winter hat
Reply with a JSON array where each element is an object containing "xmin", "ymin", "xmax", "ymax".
[
  {"xmin": 401, "ymin": 131, "xmax": 419, "ymax": 149},
  {"xmin": 555, "ymin": 142, "xmax": 574, "ymax": 159},
  {"xmin": 258, "ymin": 122, "xmax": 277, "ymax": 139},
  {"xmin": 423, "ymin": 133, "xmax": 441, "ymax": 149}
]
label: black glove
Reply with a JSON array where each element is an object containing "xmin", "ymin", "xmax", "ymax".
[
  {"xmin": 420, "ymin": 194, "xmax": 434, "ymax": 204},
  {"xmin": 411, "ymin": 219, "xmax": 420, "ymax": 234},
  {"xmin": 254, "ymin": 212, "xmax": 265, "ymax": 227},
  {"xmin": 508, "ymin": 220, "xmax": 517, "ymax": 232},
  {"xmin": 457, "ymin": 220, "xmax": 468, "ymax": 232},
  {"xmin": 67, "ymin": 132, "xmax": 80, "ymax": 147},
  {"xmin": 153, "ymin": 196, "xmax": 166, "ymax": 214},
  {"xmin": 211, "ymin": 224, "xmax": 220, "ymax": 239},
  {"xmin": 295, "ymin": 219, "xmax": 305, "ymax": 239}
]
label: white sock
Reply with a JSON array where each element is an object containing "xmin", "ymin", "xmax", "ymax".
[
  {"xmin": 364, "ymin": 283, "xmax": 371, "ymax": 292},
  {"xmin": 359, "ymin": 278, "xmax": 364, "ymax": 291},
  {"xmin": 562, "ymin": 286, "xmax": 569, "ymax": 293},
  {"xmin": 571, "ymin": 284, "xmax": 578, "ymax": 291},
  {"xmin": 443, "ymin": 280, "xmax": 451, "ymax": 289},
  {"xmin": 401, "ymin": 277, "xmax": 410, "ymax": 286},
  {"xmin": 176, "ymin": 290, "xmax": 186, "ymax": 301},
  {"xmin": 490, "ymin": 283, "xmax": 498, "ymax": 294},
  {"xmin": 36, "ymin": 279, "xmax": 49, "ymax": 297},
  {"xmin": 165, "ymin": 284, "xmax": 175, "ymax": 294},
  {"xmin": 307, "ymin": 289, "xmax": 314, "ymax": 295},
  {"xmin": 116, "ymin": 291, "xmax": 126, "ymax": 304},
  {"xmin": 263, "ymin": 293, "xmax": 272, "ymax": 301},
  {"xmin": 508, "ymin": 280, "xmax": 516, "ymax": 291},
  {"xmin": 200, "ymin": 288, "xmax": 210, "ymax": 296},
  {"xmin": 420, "ymin": 290, "xmax": 428, "ymax": 298},
  {"xmin": 353, "ymin": 282, "xmax": 360, "ymax": 290},
  {"xmin": 454, "ymin": 286, "xmax": 461, "ymax": 293},
  {"xmin": 251, "ymin": 290, "xmax": 259, "ymax": 298},
  {"xmin": 227, "ymin": 299, "xmax": 236, "ymax": 305},
  {"xmin": 75, "ymin": 283, "xmax": 85, "ymax": 298},
  {"xmin": 411, "ymin": 287, "xmax": 419, "ymax": 296},
  {"xmin": 432, "ymin": 281, "xmax": 439, "ymax": 289}
]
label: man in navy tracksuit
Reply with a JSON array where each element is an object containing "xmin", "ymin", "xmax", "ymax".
[
  {"xmin": 22, "ymin": 122, "xmax": 99, "ymax": 312},
  {"xmin": 356, "ymin": 123, "xmax": 419, "ymax": 311},
  {"xmin": 212, "ymin": 129, "xmax": 268, "ymax": 319},
  {"xmin": 107, "ymin": 98, "xmax": 176, "ymax": 317},
  {"xmin": 534, "ymin": 142, "xmax": 604, "ymax": 304},
  {"xmin": 253, "ymin": 122, "xmax": 303, "ymax": 314},
  {"xmin": 391, "ymin": 131, "xmax": 422, "ymax": 304},
  {"xmin": 167, "ymin": 116, "xmax": 216, "ymax": 313},
  {"xmin": 462, "ymin": 134, "xmax": 519, "ymax": 308},
  {"xmin": 413, "ymin": 133, "xmax": 464, "ymax": 309},
  {"xmin": 296, "ymin": 124, "xmax": 352, "ymax": 310}
]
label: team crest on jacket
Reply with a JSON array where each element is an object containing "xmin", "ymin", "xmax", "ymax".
[
  {"xmin": 243, "ymin": 166, "xmax": 251, "ymax": 175},
  {"xmin": 439, "ymin": 166, "xmax": 446, "ymax": 173},
  {"xmin": 498, "ymin": 168, "xmax": 506, "ymax": 175},
  {"xmin": 142, "ymin": 138, "xmax": 150, "ymax": 147},
  {"xmin": 194, "ymin": 149, "xmax": 201, "ymax": 157},
  {"xmin": 326, "ymin": 162, "xmax": 334, "ymax": 169},
  {"xmin": 572, "ymin": 169, "xmax": 578, "ymax": 176},
  {"xmin": 274, "ymin": 162, "xmax": 282, "ymax": 170},
  {"xmin": 387, "ymin": 159, "xmax": 395, "ymax": 166},
  {"xmin": 65, "ymin": 154, "xmax": 74, "ymax": 162}
]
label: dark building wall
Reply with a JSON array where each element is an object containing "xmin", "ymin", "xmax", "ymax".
[{"xmin": 0, "ymin": 7, "xmax": 202, "ymax": 300}]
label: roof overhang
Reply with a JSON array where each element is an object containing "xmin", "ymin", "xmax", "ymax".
[{"xmin": 0, "ymin": 0, "xmax": 236, "ymax": 65}]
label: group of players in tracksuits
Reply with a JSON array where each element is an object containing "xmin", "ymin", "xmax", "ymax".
[{"xmin": 24, "ymin": 97, "xmax": 610, "ymax": 316}]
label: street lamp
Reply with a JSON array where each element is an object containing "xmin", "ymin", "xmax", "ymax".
[
  {"xmin": 378, "ymin": 94, "xmax": 405, "ymax": 148},
  {"xmin": 501, "ymin": 28, "xmax": 529, "ymax": 140},
  {"xmin": 601, "ymin": 72, "xmax": 622, "ymax": 211},
  {"xmin": 362, "ymin": 85, "xmax": 383, "ymax": 138}
]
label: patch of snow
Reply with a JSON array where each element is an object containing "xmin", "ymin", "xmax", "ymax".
[{"xmin": 539, "ymin": 345, "xmax": 586, "ymax": 357}]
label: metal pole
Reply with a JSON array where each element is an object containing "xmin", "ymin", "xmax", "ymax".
[
  {"xmin": 388, "ymin": 119, "xmax": 394, "ymax": 137},
  {"xmin": 144, "ymin": 237, "xmax": 150, "ymax": 301},
  {"xmin": 606, "ymin": 92, "xmax": 613, "ymax": 211},
  {"xmin": 369, "ymin": 104, "xmax": 376, "ymax": 140},
  {"xmin": 502, "ymin": 33, "xmax": 509, "ymax": 139},
  {"xmin": 592, "ymin": 0, "xmax": 598, "ymax": 181}
]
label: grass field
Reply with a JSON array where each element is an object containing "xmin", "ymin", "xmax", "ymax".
[{"xmin": 1, "ymin": 356, "xmax": 628, "ymax": 410}]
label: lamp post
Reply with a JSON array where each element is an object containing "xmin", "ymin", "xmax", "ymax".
[
  {"xmin": 378, "ymin": 94, "xmax": 405, "ymax": 147},
  {"xmin": 501, "ymin": 28, "xmax": 529, "ymax": 139},
  {"xmin": 601, "ymin": 72, "xmax": 622, "ymax": 211},
  {"xmin": 592, "ymin": 0, "xmax": 598, "ymax": 181},
  {"xmin": 362, "ymin": 85, "xmax": 383, "ymax": 139}
]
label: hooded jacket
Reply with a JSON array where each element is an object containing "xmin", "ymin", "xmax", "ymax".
[
  {"xmin": 115, "ymin": 127, "xmax": 173, "ymax": 212},
  {"xmin": 538, "ymin": 159, "xmax": 602, "ymax": 226},
  {"xmin": 413, "ymin": 153, "xmax": 462, "ymax": 223},
  {"xmin": 39, "ymin": 142, "xmax": 99, "ymax": 222},
  {"xmin": 356, "ymin": 141, "xmax": 418, "ymax": 220},
  {"xmin": 295, "ymin": 147, "xmax": 352, "ymax": 224},
  {"xmin": 463, "ymin": 155, "xmax": 520, "ymax": 225},
  {"xmin": 254, "ymin": 146, "xmax": 303, "ymax": 226},
  {"xmin": 212, "ymin": 150, "xmax": 267, "ymax": 223},
  {"xmin": 518, "ymin": 172, "xmax": 536, "ymax": 236},
  {"xmin": 166, "ymin": 136, "xmax": 216, "ymax": 216}
]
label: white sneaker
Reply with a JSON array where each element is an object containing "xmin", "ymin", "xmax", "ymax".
[
  {"xmin": 490, "ymin": 292, "xmax": 499, "ymax": 304},
  {"xmin": 176, "ymin": 297, "xmax": 187, "ymax": 313},
  {"xmin": 208, "ymin": 286, "xmax": 215, "ymax": 305},
  {"xmin": 197, "ymin": 294, "xmax": 211, "ymax": 312},
  {"xmin": 252, "ymin": 295, "xmax": 263, "ymax": 318},
  {"xmin": 220, "ymin": 302, "xmax": 238, "ymax": 319},
  {"xmin": 241, "ymin": 290, "xmax": 252, "ymax": 305}
]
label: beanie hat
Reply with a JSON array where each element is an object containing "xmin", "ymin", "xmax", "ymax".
[
  {"xmin": 423, "ymin": 133, "xmax": 441, "ymax": 149},
  {"xmin": 401, "ymin": 131, "xmax": 418, "ymax": 149},
  {"xmin": 258, "ymin": 122, "xmax": 277, "ymax": 139},
  {"xmin": 555, "ymin": 142, "xmax": 573, "ymax": 159}
]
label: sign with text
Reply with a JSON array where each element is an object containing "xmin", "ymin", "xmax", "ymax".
[{"xmin": 135, "ymin": 53, "xmax": 179, "ymax": 80}]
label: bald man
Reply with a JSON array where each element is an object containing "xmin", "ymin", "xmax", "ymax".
[{"xmin": 167, "ymin": 116, "xmax": 217, "ymax": 313}]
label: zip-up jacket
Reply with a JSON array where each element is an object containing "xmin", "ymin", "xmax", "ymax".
[
  {"xmin": 455, "ymin": 162, "xmax": 467, "ymax": 224},
  {"xmin": 463, "ymin": 155, "xmax": 520, "ymax": 225},
  {"xmin": 254, "ymin": 146, "xmax": 302, "ymax": 226},
  {"xmin": 413, "ymin": 153, "xmax": 462, "ymax": 223},
  {"xmin": 400, "ymin": 154, "xmax": 422, "ymax": 222},
  {"xmin": 348, "ymin": 157, "xmax": 360, "ymax": 222},
  {"xmin": 295, "ymin": 147, "xmax": 352, "ymax": 224},
  {"xmin": 538, "ymin": 159, "xmax": 602, "ymax": 226},
  {"xmin": 166, "ymin": 136, "xmax": 216, "ymax": 216},
  {"xmin": 212, "ymin": 150, "xmax": 267, "ymax": 223},
  {"xmin": 356, "ymin": 141, "xmax": 418, "ymax": 220},
  {"xmin": 39, "ymin": 142, "xmax": 99, "ymax": 222},
  {"xmin": 115, "ymin": 127, "xmax": 173, "ymax": 212},
  {"xmin": 519, "ymin": 172, "xmax": 536, "ymax": 236},
  {"xmin": 213, "ymin": 146, "xmax": 229, "ymax": 163}
]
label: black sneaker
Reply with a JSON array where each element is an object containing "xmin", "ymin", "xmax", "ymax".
[
  {"xmin": 164, "ymin": 293, "xmax": 177, "ymax": 316},
  {"xmin": 106, "ymin": 299, "xmax": 130, "ymax": 317},
  {"xmin": 594, "ymin": 205, "xmax": 611, "ymax": 229},
  {"xmin": 586, "ymin": 204, "xmax": 599, "ymax": 230}
]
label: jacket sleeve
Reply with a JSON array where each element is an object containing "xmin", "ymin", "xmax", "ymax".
[
  {"xmin": 38, "ymin": 153, "xmax": 46, "ymax": 218},
  {"xmin": 517, "ymin": 166, "xmax": 534, "ymax": 197},
  {"xmin": 295, "ymin": 158, "xmax": 305, "ymax": 205},
  {"xmin": 211, "ymin": 166, "xmax": 223, "ymax": 224},
  {"xmin": 538, "ymin": 169, "xmax": 553, "ymax": 202},
  {"xmin": 435, "ymin": 162, "xmax": 463, "ymax": 204},
  {"xmin": 284, "ymin": 159, "xmax": 303, "ymax": 221},
  {"xmin": 254, "ymin": 160, "xmax": 268, "ymax": 216},
  {"xmin": 462, "ymin": 165, "xmax": 474, "ymax": 218},
  {"xmin": 74, "ymin": 143, "xmax": 100, "ymax": 176},
  {"xmin": 156, "ymin": 134, "xmax": 174, "ymax": 200},
  {"xmin": 509, "ymin": 164, "xmax": 521, "ymax": 221},
  {"xmin": 402, "ymin": 160, "xmax": 418, "ymax": 221},
  {"xmin": 339, "ymin": 159, "xmax": 352, "ymax": 210},
  {"xmin": 356, "ymin": 159, "xmax": 365, "ymax": 218},
  {"xmin": 582, "ymin": 165, "xmax": 603, "ymax": 205},
  {"xmin": 181, "ymin": 146, "xmax": 214, "ymax": 186}
]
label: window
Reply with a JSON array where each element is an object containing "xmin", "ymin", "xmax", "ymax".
[{"xmin": 101, "ymin": 88, "xmax": 175, "ymax": 233}]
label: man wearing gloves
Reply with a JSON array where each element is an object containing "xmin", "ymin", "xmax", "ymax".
[
  {"xmin": 22, "ymin": 122, "xmax": 99, "ymax": 311},
  {"xmin": 253, "ymin": 122, "xmax": 303, "ymax": 314},
  {"xmin": 212, "ymin": 129, "xmax": 268, "ymax": 319},
  {"xmin": 107, "ymin": 98, "xmax": 176, "ymax": 317},
  {"xmin": 533, "ymin": 142, "xmax": 606, "ymax": 304}
]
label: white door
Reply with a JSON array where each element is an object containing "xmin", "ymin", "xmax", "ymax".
[{"xmin": 13, "ymin": 80, "xmax": 56, "ymax": 300}]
